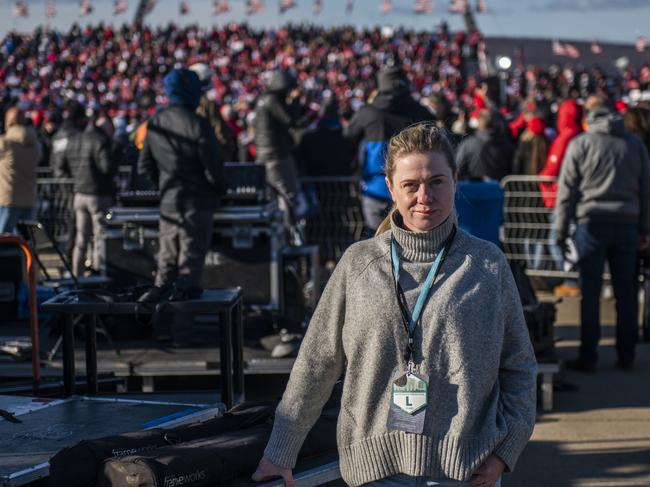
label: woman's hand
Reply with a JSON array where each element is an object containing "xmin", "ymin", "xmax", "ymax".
[
  {"xmin": 469, "ymin": 454, "xmax": 506, "ymax": 487},
  {"xmin": 252, "ymin": 455, "xmax": 295, "ymax": 487}
]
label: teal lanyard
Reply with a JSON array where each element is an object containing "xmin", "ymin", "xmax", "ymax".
[{"xmin": 390, "ymin": 227, "xmax": 456, "ymax": 364}]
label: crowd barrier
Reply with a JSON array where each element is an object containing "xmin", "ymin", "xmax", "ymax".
[
  {"xmin": 301, "ymin": 176, "xmax": 364, "ymax": 263},
  {"xmin": 35, "ymin": 177, "xmax": 75, "ymax": 243},
  {"xmin": 35, "ymin": 174, "xmax": 365, "ymax": 263},
  {"xmin": 500, "ymin": 175, "xmax": 577, "ymax": 279}
]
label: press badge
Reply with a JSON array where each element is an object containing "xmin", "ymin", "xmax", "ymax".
[{"xmin": 386, "ymin": 368, "xmax": 429, "ymax": 434}]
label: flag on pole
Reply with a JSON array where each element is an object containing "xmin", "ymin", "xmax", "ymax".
[
  {"xmin": 179, "ymin": 0, "xmax": 189, "ymax": 15},
  {"xmin": 346, "ymin": 0, "xmax": 353, "ymax": 13},
  {"xmin": 590, "ymin": 39, "xmax": 603, "ymax": 55},
  {"xmin": 14, "ymin": 0, "xmax": 29, "ymax": 17},
  {"xmin": 79, "ymin": 0, "xmax": 93, "ymax": 16},
  {"xmin": 636, "ymin": 35, "xmax": 648, "ymax": 53},
  {"xmin": 476, "ymin": 0, "xmax": 487, "ymax": 13},
  {"xmin": 380, "ymin": 0, "xmax": 392, "ymax": 14},
  {"xmin": 46, "ymin": 0, "xmax": 56, "ymax": 17},
  {"xmin": 313, "ymin": 0, "xmax": 322, "ymax": 14},
  {"xmin": 448, "ymin": 0, "xmax": 467, "ymax": 13},
  {"xmin": 213, "ymin": 0, "xmax": 229, "ymax": 14},
  {"xmin": 564, "ymin": 42, "xmax": 580, "ymax": 59},
  {"xmin": 414, "ymin": 0, "xmax": 433, "ymax": 14},
  {"xmin": 113, "ymin": 0, "xmax": 128, "ymax": 15},
  {"xmin": 279, "ymin": 0, "xmax": 296, "ymax": 14},
  {"xmin": 552, "ymin": 40, "xmax": 566, "ymax": 56},
  {"xmin": 246, "ymin": 0, "xmax": 264, "ymax": 15}
]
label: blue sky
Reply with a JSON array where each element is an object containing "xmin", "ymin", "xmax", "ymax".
[{"xmin": 3, "ymin": 0, "xmax": 649, "ymax": 44}]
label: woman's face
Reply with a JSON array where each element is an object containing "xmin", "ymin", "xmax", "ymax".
[{"xmin": 386, "ymin": 151, "xmax": 456, "ymax": 233}]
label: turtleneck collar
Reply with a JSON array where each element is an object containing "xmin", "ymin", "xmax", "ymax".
[{"xmin": 389, "ymin": 210, "xmax": 457, "ymax": 262}]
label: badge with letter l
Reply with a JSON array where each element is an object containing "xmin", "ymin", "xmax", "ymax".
[{"xmin": 386, "ymin": 369, "xmax": 429, "ymax": 434}]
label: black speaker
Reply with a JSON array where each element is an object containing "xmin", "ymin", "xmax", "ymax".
[{"xmin": 0, "ymin": 246, "xmax": 24, "ymax": 322}]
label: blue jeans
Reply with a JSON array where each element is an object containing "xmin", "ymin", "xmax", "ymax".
[
  {"xmin": 0, "ymin": 206, "xmax": 33, "ymax": 234},
  {"xmin": 574, "ymin": 222, "xmax": 639, "ymax": 364},
  {"xmin": 362, "ymin": 474, "xmax": 501, "ymax": 487}
]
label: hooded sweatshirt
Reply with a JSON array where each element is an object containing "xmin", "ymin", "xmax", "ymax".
[
  {"xmin": 344, "ymin": 91, "xmax": 433, "ymax": 200},
  {"xmin": 555, "ymin": 108, "xmax": 650, "ymax": 239},
  {"xmin": 0, "ymin": 125, "xmax": 42, "ymax": 208},
  {"xmin": 539, "ymin": 99, "xmax": 583, "ymax": 208}
]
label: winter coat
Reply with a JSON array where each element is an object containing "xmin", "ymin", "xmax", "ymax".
[
  {"xmin": 59, "ymin": 125, "xmax": 117, "ymax": 197},
  {"xmin": 456, "ymin": 129, "xmax": 515, "ymax": 181},
  {"xmin": 138, "ymin": 104, "xmax": 223, "ymax": 211},
  {"xmin": 0, "ymin": 125, "xmax": 42, "ymax": 208},
  {"xmin": 344, "ymin": 91, "xmax": 433, "ymax": 200},
  {"xmin": 556, "ymin": 109, "xmax": 650, "ymax": 239},
  {"xmin": 253, "ymin": 92, "xmax": 298, "ymax": 161},
  {"xmin": 539, "ymin": 100, "xmax": 583, "ymax": 208},
  {"xmin": 51, "ymin": 120, "xmax": 83, "ymax": 176},
  {"xmin": 296, "ymin": 120, "xmax": 355, "ymax": 176}
]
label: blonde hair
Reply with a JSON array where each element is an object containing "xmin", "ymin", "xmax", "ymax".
[{"xmin": 375, "ymin": 123, "xmax": 457, "ymax": 235}]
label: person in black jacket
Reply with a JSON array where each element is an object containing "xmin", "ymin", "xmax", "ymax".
[
  {"xmin": 138, "ymin": 68, "xmax": 223, "ymax": 302},
  {"xmin": 51, "ymin": 102, "xmax": 87, "ymax": 259},
  {"xmin": 344, "ymin": 66, "xmax": 433, "ymax": 234},
  {"xmin": 58, "ymin": 113, "xmax": 116, "ymax": 277},
  {"xmin": 51, "ymin": 102, "xmax": 87, "ymax": 174},
  {"xmin": 296, "ymin": 97, "xmax": 354, "ymax": 177},
  {"xmin": 456, "ymin": 108, "xmax": 515, "ymax": 181},
  {"xmin": 254, "ymin": 70, "xmax": 302, "ymax": 219}
]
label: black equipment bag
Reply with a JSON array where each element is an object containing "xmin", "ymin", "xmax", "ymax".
[
  {"xmin": 98, "ymin": 411, "xmax": 338, "ymax": 487},
  {"xmin": 509, "ymin": 262, "xmax": 557, "ymax": 356},
  {"xmin": 49, "ymin": 402, "xmax": 275, "ymax": 487}
]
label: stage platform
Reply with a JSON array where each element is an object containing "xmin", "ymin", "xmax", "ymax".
[{"xmin": 0, "ymin": 339, "xmax": 295, "ymax": 392}]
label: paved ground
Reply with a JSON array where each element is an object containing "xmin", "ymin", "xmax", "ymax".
[{"xmin": 505, "ymin": 295, "xmax": 650, "ymax": 487}]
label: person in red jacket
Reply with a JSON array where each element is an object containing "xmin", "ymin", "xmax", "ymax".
[
  {"xmin": 538, "ymin": 99, "xmax": 584, "ymax": 296},
  {"xmin": 539, "ymin": 99, "xmax": 583, "ymax": 208}
]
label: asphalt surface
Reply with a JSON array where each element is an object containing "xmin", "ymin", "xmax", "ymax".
[{"xmin": 505, "ymin": 294, "xmax": 650, "ymax": 487}]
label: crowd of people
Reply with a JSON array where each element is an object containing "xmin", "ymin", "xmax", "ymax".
[
  {"xmin": 0, "ymin": 21, "xmax": 649, "ymax": 234},
  {"xmin": 1, "ymin": 22, "xmax": 649, "ymax": 167}
]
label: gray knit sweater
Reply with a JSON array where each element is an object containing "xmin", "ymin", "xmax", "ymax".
[{"xmin": 264, "ymin": 213, "xmax": 537, "ymax": 485}]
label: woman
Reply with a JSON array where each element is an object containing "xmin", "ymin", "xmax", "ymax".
[
  {"xmin": 511, "ymin": 116, "xmax": 549, "ymax": 175},
  {"xmin": 253, "ymin": 123, "xmax": 537, "ymax": 487},
  {"xmin": 624, "ymin": 107, "xmax": 650, "ymax": 151}
]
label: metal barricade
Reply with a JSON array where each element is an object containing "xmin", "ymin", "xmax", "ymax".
[
  {"xmin": 35, "ymin": 174, "xmax": 366, "ymax": 261},
  {"xmin": 501, "ymin": 175, "xmax": 577, "ymax": 279},
  {"xmin": 35, "ymin": 177, "xmax": 75, "ymax": 243},
  {"xmin": 300, "ymin": 176, "xmax": 364, "ymax": 263}
]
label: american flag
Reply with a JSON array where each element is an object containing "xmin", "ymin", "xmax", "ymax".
[
  {"xmin": 552, "ymin": 40, "xmax": 566, "ymax": 56},
  {"xmin": 179, "ymin": 0, "xmax": 189, "ymax": 14},
  {"xmin": 380, "ymin": 0, "xmax": 392, "ymax": 14},
  {"xmin": 448, "ymin": 0, "xmax": 467, "ymax": 14},
  {"xmin": 564, "ymin": 42, "xmax": 580, "ymax": 59},
  {"xmin": 414, "ymin": 0, "xmax": 433, "ymax": 14},
  {"xmin": 113, "ymin": 0, "xmax": 128, "ymax": 15},
  {"xmin": 46, "ymin": 0, "xmax": 56, "ymax": 17},
  {"xmin": 279, "ymin": 0, "xmax": 296, "ymax": 14},
  {"xmin": 590, "ymin": 40, "xmax": 603, "ymax": 55},
  {"xmin": 636, "ymin": 35, "xmax": 649, "ymax": 53},
  {"xmin": 14, "ymin": 0, "xmax": 29, "ymax": 17},
  {"xmin": 476, "ymin": 0, "xmax": 487, "ymax": 13},
  {"xmin": 213, "ymin": 0, "xmax": 229, "ymax": 14},
  {"xmin": 79, "ymin": 0, "xmax": 93, "ymax": 16},
  {"xmin": 346, "ymin": 0, "xmax": 353, "ymax": 13},
  {"xmin": 246, "ymin": 0, "xmax": 264, "ymax": 15},
  {"xmin": 313, "ymin": 0, "xmax": 322, "ymax": 14}
]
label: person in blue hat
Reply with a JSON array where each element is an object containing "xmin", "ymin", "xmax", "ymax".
[{"xmin": 138, "ymin": 68, "xmax": 223, "ymax": 311}]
